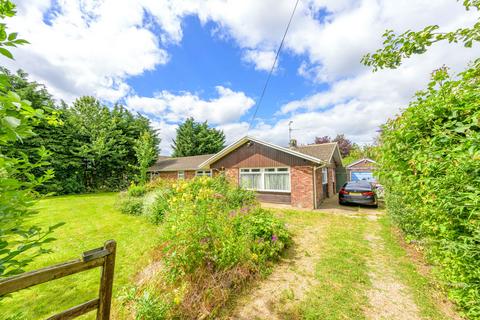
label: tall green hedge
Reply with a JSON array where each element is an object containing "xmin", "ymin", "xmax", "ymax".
[{"xmin": 377, "ymin": 60, "xmax": 480, "ymax": 318}]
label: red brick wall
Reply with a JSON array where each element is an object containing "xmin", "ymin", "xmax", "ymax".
[
  {"xmin": 224, "ymin": 168, "xmax": 239, "ymax": 186},
  {"xmin": 291, "ymin": 166, "xmax": 314, "ymax": 209},
  {"xmin": 155, "ymin": 171, "xmax": 177, "ymax": 179},
  {"xmin": 185, "ymin": 170, "xmax": 196, "ymax": 179},
  {"xmin": 152, "ymin": 170, "xmax": 196, "ymax": 180}
]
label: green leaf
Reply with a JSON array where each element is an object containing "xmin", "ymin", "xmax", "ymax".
[
  {"xmin": 0, "ymin": 47, "xmax": 13, "ymax": 59},
  {"xmin": 7, "ymin": 32, "xmax": 17, "ymax": 41},
  {"xmin": 4, "ymin": 116, "xmax": 20, "ymax": 128}
]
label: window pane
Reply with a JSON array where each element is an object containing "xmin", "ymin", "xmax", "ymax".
[
  {"xmin": 264, "ymin": 173, "xmax": 289, "ymax": 191},
  {"xmin": 265, "ymin": 168, "xmax": 275, "ymax": 172},
  {"xmin": 240, "ymin": 173, "xmax": 261, "ymax": 189},
  {"xmin": 277, "ymin": 168, "xmax": 288, "ymax": 172},
  {"xmin": 251, "ymin": 168, "xmax": 261, "ymax": 172},
  {"xmin": 240, "ymin": 169, "xmax": 250, "ymax": 172}
]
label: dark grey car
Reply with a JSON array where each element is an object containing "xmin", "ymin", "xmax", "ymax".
[{"xmin": 338, "ymin": 181, "xmax": 377, "ymax": 207}]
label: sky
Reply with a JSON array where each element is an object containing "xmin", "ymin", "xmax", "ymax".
[{"xmin": 5, "ymin": 0, "xmax": 480, "ymax": 155}]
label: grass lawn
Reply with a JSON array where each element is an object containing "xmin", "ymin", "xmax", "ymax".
[{"xmin": 0, "ymin": 193, "xmax": 161, "ymax": 320}]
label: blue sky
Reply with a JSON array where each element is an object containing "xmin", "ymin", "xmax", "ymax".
[
  {"xmin": 126, "ymin": 15, "xmax": 326, "ymax": 126},
  {"xmin": 8, "ymin": 0, "xmax": 479, "ymax": 155}
]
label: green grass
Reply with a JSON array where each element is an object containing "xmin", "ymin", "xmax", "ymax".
[
  {"xmin": 0, "ymin": 193, "xmax": 161, "ymax": 320},
  {"xmin": 299, "ymin": 215, "xmax": 371, "ymax": 320}
]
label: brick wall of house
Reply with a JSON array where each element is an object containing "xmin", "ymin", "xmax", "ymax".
[
  {"xmin": 291, "ymin": 166, "xmax": 314, "ymax": 209},
  {"xmin": 155, "ymin": 171, "xmax": 177, "ymax": 180},
  {"xmin": 152, "ymin": 170, "xmax": 196, "ymax": 180},
  {"xmin": 225, "ymin": 168, "xmax": 239, "ymax": 186},
  {"xmin": 185, "ymin": 170, "xmax": 196, "ymax": 179}
]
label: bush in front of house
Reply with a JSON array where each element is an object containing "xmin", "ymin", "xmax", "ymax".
[
  {"xmin": 117, "ymin": 193, "xmax": 144, "ymax": 216},
  {"xmin": 127, "ymin": 183, "xmax": 147, "ymax": 197},
  {"xmin": 124, "ymin": 176, "xmax": 291, "ymax": 319},
  {"xmin": 377, "ymin": 63, "xmax": 480, "ymax": 318}
]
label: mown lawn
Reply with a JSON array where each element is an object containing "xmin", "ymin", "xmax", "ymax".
[{"xmin": 0, "ymin": 193, "xmax": 161, "ymax": 320}]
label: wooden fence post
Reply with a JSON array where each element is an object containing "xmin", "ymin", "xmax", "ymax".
[{"xmin": 97, "ymin": 240, "xmax": 116, "ymax": 320}]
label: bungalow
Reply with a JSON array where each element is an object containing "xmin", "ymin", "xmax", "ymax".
[{"xmin": 148, "ymin": 136, "xmax": 343, "ymax": 209}]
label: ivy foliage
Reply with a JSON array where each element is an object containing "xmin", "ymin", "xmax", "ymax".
[
  {"xmin": 362, "ymin": 1, "xmax": 480, "ymax": 70},
  {"xmin": 171, "ymin": 117, "xmax": 225, "ymax": 157},
  {"xmin": 377, "ymin": 61, "xmax": 480, "ymax": 318}
]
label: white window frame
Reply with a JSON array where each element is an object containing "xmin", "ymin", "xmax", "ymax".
[
  {"xmin": 239, "ymin": 167, "xmax": 291, "ymax": 192},
  {"xmin": 195, "ymin": 170, "xmax": 212, "ymax": 177},
  {"xmin": 322, "ymin": 167, "xmax": 328, "ymax": 184},
  {"xmin": 178, "ymin": 170, "xmax": 185, "ymax": 179}
]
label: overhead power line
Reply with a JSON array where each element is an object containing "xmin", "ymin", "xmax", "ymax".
[{"xmin": 247, "ymin": 0, "xmax": 300, "ymax": 131}]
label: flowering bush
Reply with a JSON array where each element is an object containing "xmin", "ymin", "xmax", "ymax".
[
  {"xmin": 125, "ymin": 175, "xmax": 291, "ymax": 318},
  {"xmin": 160, "ymin": 176, "xmax": 287, "ymax": 279}
]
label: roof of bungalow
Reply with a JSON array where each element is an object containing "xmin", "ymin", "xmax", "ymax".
[{"xmin": 148, "ymin": 154, "xmax": 215, "ymax": 172}]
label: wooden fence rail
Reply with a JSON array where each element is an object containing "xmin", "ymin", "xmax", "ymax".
[{"xmin": 0, "ymin": 240, "xmax": 116, "ymax": 320}]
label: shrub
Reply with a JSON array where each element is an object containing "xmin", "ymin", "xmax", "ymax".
[
  {"xmin": 132, "ymin": 176, "xmax": 291, "ymax": 318},
  {"xmin": 118, "ymin": 195, "xmax": 144, "ymax": 216},
  {"xmin": 127, "ymin": 183, "xmax": 147, "ymax": 197},
  {"xmin": 378, "ymin": 62, "xmax": 480, "ymax": 318}
]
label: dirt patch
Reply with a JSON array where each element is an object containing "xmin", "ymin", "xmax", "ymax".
[
  {"xmin": 364, "ymin": 232, "xmax": 421, "ymax": 320},
  {"xmin": 228, "ymin": 221, "xmax": 327, "ymax": 319}
]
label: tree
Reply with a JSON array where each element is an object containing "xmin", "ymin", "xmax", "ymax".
[
  {"xmin": 172, "ymin": 118, "xmax": 226, "ymax": 157},
  {"xmin": 314, "ymin": 136, "xmax": 331, "ymax": 144},
  {"xmin": 363, "ymin": 3, "xmax": 480, "ymax": 316},
  {"xmin": 332, "ymin": 134, "xmax": 354, "ymax": 158},
  {"xmin": 134, "ymin": 130, "xmax": 158, "ymax": 184},
  {"xmin": 361, "ymin": 1, "xmax": 480, "ymax": 70},
  {"xmin": 0, "ymin": 0, "xmax": 62, "ymax": 278},
  {"xmin": 0, "ymin": 0, "xmax": 28, "ymax": 60},
  {"xmin": 313, "ymin": 134, "xmax": 355, "ymax": 157}
]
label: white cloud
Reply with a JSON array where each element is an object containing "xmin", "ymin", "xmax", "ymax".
[
  {"xmin": 9, "ymin": 0, "xmax": 169, "ymax": 102},
  {"xmin": 8, "ymin": 0, "xmax": 480, "ymax": 156},
  {"xmin": 127, "ymin": 86, "xmax": 255, "ymax": 125},
  {"xmin": 242, "ymin": 49, "xmax": 277, "ymax": 72},
  {"xmin": 127, "ymin": 86, "xmax": 255, "ymax": 154}
]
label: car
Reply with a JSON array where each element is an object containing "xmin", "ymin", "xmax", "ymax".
[{"xmin": 338, "ymin": 181, "xmax": 378, "ymax": 207}]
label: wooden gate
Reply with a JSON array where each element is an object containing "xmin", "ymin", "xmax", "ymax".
[{"xmin": 0, "ymin": 240, "xmax": 116, "ymax": 320}]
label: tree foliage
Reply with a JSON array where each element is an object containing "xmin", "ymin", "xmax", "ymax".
[
  {"xmin": 172, "ymin": 117, "xmax": 225, "ymax": 157},
  {"xmin": 362, "ymin": 1, "xmax": 480, "ymax": 70},
  {"xmin": 1, "ymin": 70, "xmax": 160, "ymax": 194},
  {"xmin": 0, "ymin": 0, "xmax": 63, "ymax": 278},
  {"xmin": 134, "ymin": 130, "xmax": 158, "ymax": 184},
  {"xmin": 313, "ymin": 134, "xmax": 355, "ymax": 157},
  {"xmin": 377, "ymin": 63, "xmax": 480, "ymax": 318},
  {"xmin": 0, "ymin": 0, "xmax": 28, "ymax": 60}
]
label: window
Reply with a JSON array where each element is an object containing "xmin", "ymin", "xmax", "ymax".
[
  {"xmin": 178, "ymin": 170, "xmax": 185, "ymax": 179},
  {"xmin": 239, "ymin": 167, "xmax": 290, "ymax": 192},
  {"xmin": 196, "ymin": 170, "xmax": 212, "ymax": 177},
  {"xmin": 322, "ymin": 168, "xmax": 328, "ymax": 184},
  {"xmin": 240, "ymin": 168, "xmax": 262, "ymax": 190}
]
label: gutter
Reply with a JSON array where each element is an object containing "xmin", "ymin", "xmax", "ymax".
[{"xmin": 313, "ymin": 165, "xmax": 322, "ymax": 209}]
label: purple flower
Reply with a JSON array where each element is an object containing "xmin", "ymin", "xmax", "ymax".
[
  {"xmin": 229, "ymin": 210, "xmax": 237, "ymax": 218},
  {"xmin": 271, "ymin": 235, "xmax": 278, "ymax": 242}
]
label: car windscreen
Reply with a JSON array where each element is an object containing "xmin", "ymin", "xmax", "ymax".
[{"xmin": 344, "ymin": 182, "xmax": 372, "ymax": 191}]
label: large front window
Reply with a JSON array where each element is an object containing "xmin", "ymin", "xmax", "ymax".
[{"xmin": 240, "ymin": 168, "xmax": 290, "ymax": 192}]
